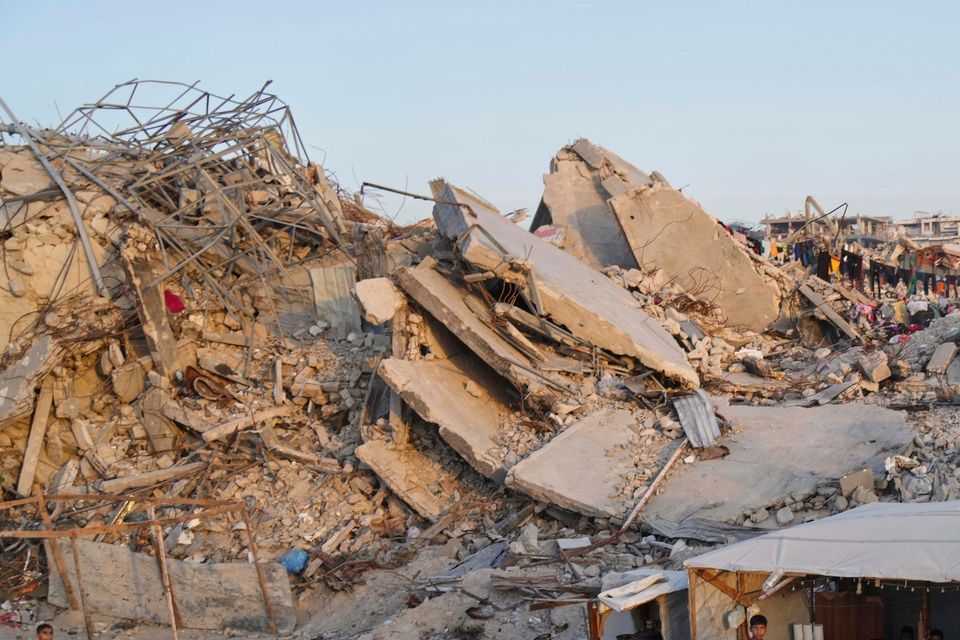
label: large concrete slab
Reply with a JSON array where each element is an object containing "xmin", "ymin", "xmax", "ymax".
[
  {"xmin": 379, "ymin": 355, "xmax": 516, "ymax": 481},
  {"xmin": 608, "ymin": 184, "xmax": 781, "ymax": 332},
  {"xmin": 644, "ymin": 401, "xmax": 913, "ymax": 523},
  {"xmin": 430, "ymin": 179, "xmax": 698, "ymax": 388},
  {"xmin": 529, "ymin": 142, "xmax": 645, "ymax": 270},
  {"xmin": 396, "ymin": 262, "xmax": 568, "ymax": 401},
  {"xmin": 506, "ymin": 407, "xmax": 637, "ymax": 518},
  {"xmin": 47, "ymin": 538, "xmax": 294, "ymax": 632}
]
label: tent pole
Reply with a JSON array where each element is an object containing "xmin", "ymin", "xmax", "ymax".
[{"xmin": 688, "ymin": 569, "xmax": 698, "ymax": 640}]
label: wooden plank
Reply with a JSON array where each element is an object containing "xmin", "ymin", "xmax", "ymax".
[
  {"xmin": 137, "ymin": 387, "xmax": 176, "ymax": 453},
  {"xmin": 798, "ymin": 284, "xmax": 861, "ymax": 341},
  {"xmin": 122, "ymin": 251, "xmax": 180, "ymax": 378},
  {"xmin": 97, "ymin": 462, "xmax": 205, "ymax": 494},
  {"xmin": 16, "ymin": 377, "xmax": 53, "ymax": 497}
]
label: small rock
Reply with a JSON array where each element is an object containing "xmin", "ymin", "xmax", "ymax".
[
  {"xmin": 775, "ymin": 506, "xmax": 794, "ymax": 526},
  {"xmin": 750, "ymin": 508, "xmax": 770, "ymax": 524}
]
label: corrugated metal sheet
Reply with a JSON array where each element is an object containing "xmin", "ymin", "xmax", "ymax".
[
  {"xmin": 673, "ymin": 390, "xmax": 720, "ymax": 448},
  {"xmin": 308, "ymin": 264, "xmax": 362, "ymax": 339}
]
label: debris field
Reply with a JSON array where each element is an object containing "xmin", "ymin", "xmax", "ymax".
[{"xmin": 0, "ymin": 81, "xmax": 956, "ymax": 640}]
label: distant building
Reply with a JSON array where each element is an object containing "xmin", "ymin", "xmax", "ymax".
[
  {"xmin": 761, "ymin": 212, "xmax": 893, "ymax": 246},
  {"xmin": 894, "ymin": 211, "xmax": 960, "ymax": 246}
]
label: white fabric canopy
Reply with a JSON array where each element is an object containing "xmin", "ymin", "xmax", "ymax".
[
  {"xmin": 599, "ymin": 569, "xmax": 688, "ymax": 612},
  {"xmin": 686, "ymin": 501, "xmax": 960, "ymax": 582}
]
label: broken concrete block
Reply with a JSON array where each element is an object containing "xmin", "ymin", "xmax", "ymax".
[
  {"xmin": 355, "ymin": 440, "xmax": 456, "ymax": 521},
  {"xmin": 111, "ymin": 361, "xmax": 146, "ymax": 402},
  {"xmin": 775, "ymin": 506, "xmax": 794, "ymax": 526},
  {"xmin": 430, "ymin": 179, "xmax": 698, "ymax": 388},
  {"xmin": 858, "ymin": 351, "xmax": 891, "ymax": 383},
  {"xmin": 354, "ymin": 277, "xmax": 404, "ymax": 324},
  {"xmin": 927, "ymin": 342, "xmax": 958, "ymax": 375},
  {"xmin": 839, "ymin": 468, "xmax": 874, "ymax": 498},
  {"xmin": 122, "ymin": 252, "xmax": 181, "ymax": 378},
  {"xmin": 529, "ymin": 141, "xmax": 645, "ymax": 270},
  {"xmin": 506, "ymin": 408, "xmax": 637, "ymax": 518},
  {"xmin": 47, "ymin": 538, "xmax": 294, "ymax": 632}
]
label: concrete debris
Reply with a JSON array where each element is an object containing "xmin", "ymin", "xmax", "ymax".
[
  {"xmin": 431, "ymin": 178, "xmax": 699, "ymax": 388},
  {"xmin": 0, "ymin": 81, "xmax": 956, "ymax": 640},
  {"xmin": 354, "ymin": 277, "xmax": 405, "ymax": 324},
  {"xmin": 533, "ymin": 139, "xmax": 781, "ymax": 331}
]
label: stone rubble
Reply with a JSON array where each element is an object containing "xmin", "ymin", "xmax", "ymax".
[{"xmin": 1, "ymin": 84, "xmax": 959, "ymax": 639}]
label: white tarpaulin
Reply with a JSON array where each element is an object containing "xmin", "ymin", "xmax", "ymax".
[
  {"xmin": 686, "ymin": 501, "xmax": 960, "ymax": 582},
  {"xmin": 599, "ymin": 569, "xmax": 688, "ymax": 612}
]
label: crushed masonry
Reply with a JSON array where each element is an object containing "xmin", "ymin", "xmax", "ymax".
[{"xmin": 1, "ymin": 81, "xmax": 960, "ymax": 639}]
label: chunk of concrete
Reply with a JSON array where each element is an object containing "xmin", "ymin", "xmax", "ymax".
[
  {"xmin": 927, "ymin": 342, "xmax": 958, "ymax": 375},
  {"xmin": 528, "ymin": 141, "xmax": 645, "ymax": 270},
  {"xmin": 608, "ymin": 184, "xmax": 780, "ymax": 332},
  {"xmin": 430, "ymin": 179, "xmax": 697, "ymax": 388},
  {"xmin": 355, "ymin": 440, "xmax": 457, "ymax": 522},
  {"xmin": 354, "ymin": 277, "xmax": 404, "ymax": 324},
  {"xmin": 839, "ymin": 468, "xmax": 874, "ymax": 498},
  {"xmin": 858, "ymin": 351, "xmax": 891, "ymax": 383},
  {"xmin": 378, "ymin": 355, "xmax": 516, "ymax": 481},
  {"xmin": 111, "ymin": 361, "xmax": 146, "ymax": 402},
  {"xmin": 506, "ymin": 408, "xmax": 637, "ymax": 518},
  {"xmin": 46, "ymin": 538, "xmax": 294, "ymax": 632},
  {"xmin": 644, "ymin": 401, "xmax": 912, "ymax": 523}
]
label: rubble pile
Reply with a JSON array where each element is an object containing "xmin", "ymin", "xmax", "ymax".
[{"xmin": 3, "ymin": 89, "xmax": 960, "ymax": 639}]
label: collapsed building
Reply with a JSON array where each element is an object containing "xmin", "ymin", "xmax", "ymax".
[{"xmin": 0, "ymin": 87, "xmax": 958, "ymax": 640}]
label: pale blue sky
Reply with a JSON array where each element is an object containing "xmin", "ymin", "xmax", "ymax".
[{"xmin": 3, "ymin": 1, "xmax": 959, "ymax": 224}]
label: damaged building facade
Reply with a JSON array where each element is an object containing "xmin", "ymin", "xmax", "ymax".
[{"xmin": 0, "ymin": 87, "xmax": 959, "ymax": 640}]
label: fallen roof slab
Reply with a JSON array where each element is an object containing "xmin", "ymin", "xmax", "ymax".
[
  {"xmin": 644, "ymin": 401, "xmax": 912, "ymax": 523},
  {"xmin": 506, "ymin": 407, "xmax": 637, "ymax": 518},
  {"xmin": 608, "ymin": 183, "xmax": 780, "ymax": 332},
  {"xmin": 47, "ymin": 538, "xmax": 294, "ymax": 632},
  {"xmin": 378, "ymin": 355, "xmax": 516, "ymax": 482},
  {"xmin": 430, "ymin": 179, "xmax": 698, "ymax": 388}
]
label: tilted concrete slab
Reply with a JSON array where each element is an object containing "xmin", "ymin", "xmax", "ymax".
[
  {"xmin": 529, "ymin": 142, "xmax": 644, "ymax": 271},
  {"xmin": 355, "ymin": 439, "xmax": 458, "ymax": 522},
  {"xmin": 379, "ymin": 355, "xmax": 516, "ymax": 482},
  {"xmin": 644, "ymin": 401, "xmax": 912, "ymax": 523},
  {"xmin": 396, "ymin": 262, "xmax": 568, "ymax": 401},
  {"xmin": 608, "ymin": 184, "xmax": 781, "ymax": 331},
  {"xmin": 506, "ymin": 407, "xmax": 637, "ymax": 518},
  {"xmin": 430, "ymin": 179, "xmax": 698, "ymax": 388}
]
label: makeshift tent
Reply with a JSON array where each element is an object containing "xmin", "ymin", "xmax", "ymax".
[{"xmin": 684, "ymin": 502, "xmax": 960, "ymax": 640}]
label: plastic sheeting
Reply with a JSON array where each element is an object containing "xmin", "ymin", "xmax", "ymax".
[
  {"xmin": 686, "ymin": 501, "xmax": 960, "ymax": 582},
  {"xmin": 599, "ymin": 570, "xmax": 688, "ymax": 612}
]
